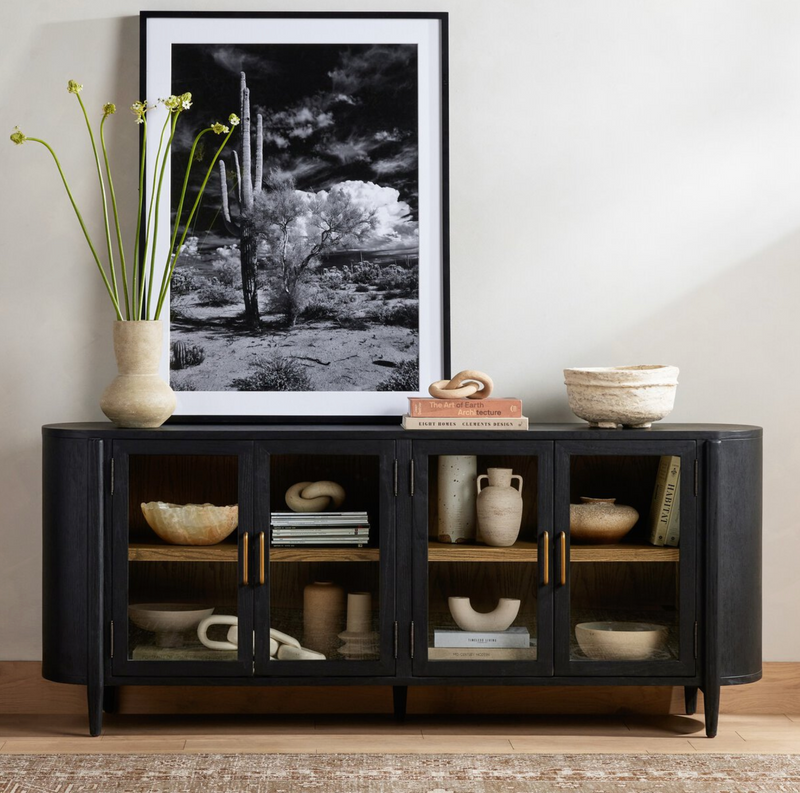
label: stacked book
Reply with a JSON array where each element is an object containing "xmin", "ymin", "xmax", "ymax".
[
  {"xmin": 402, "ymin": 397, "xmax": 529, "ymax": 431},
  {"xmin": 271, "ymin": 511, "xmax": 370, "ymax": 547},
  {"xmin": 430, "ymin": 627, "xmax": 534, "ymax": 661}
]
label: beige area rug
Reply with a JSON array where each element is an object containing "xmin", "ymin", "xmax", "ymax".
[{"xmin": 2, "ymin": 753, "xmax": 800, "ymax": 792}]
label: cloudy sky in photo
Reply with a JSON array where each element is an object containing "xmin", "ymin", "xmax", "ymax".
[{"xmin": 170, "ymin": 42, "xmax": 419, "ymax": 249}]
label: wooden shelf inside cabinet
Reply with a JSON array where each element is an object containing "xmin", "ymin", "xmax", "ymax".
[
  {"xmin": 269, "ymin": 547, "xmax": 380, "ymax": 563},
  {"xmin": 428, "ymin": 541, "xmax": 539, "ymax": 562},
  {"xmin": 570, "ymin": 544, "xmax": 679, "ymax": 563},
  {"xmin": 128, "ymin": 543, "xmax": 237, "ymax": 562},
  {"xmin": 427, "ymin": 541, "xmax": 679, "ymax": 563}
]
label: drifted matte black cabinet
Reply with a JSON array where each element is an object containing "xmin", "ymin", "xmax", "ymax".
[{"xmin": 42, "ymin": 423, "xmax": 762, "ymax": 737}]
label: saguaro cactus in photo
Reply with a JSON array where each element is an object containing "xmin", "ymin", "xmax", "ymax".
[{"xmin": 219, "ymin": 72, "xmax": 264, "ymax": 329}]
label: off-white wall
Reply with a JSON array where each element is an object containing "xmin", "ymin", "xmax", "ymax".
[{"xmin": 1, "ymin": 0, "xmax": 797, "ymax": 660}]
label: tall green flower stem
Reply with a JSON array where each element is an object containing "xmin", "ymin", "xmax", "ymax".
[
  {"xmin": 137, "ymin": 109, "xmax": 172, "ymax": 321},
  {"xmin": 12, "ymin": 84, "xmax": 235, "ymax": 322},
  {"xmin": 154, "ymin": 124, "xmax": 237, "ymax": 319},
  {"xmin": 146, "ymin": 109, "xmax": 181, "ymax": 317},
  {"xmin": 19, "ymin": 136, "xmax": 123, "ymax": 319},
  {"xmin": 74, "ymin": 90, "xmax": 120, "ymax": 315},
  {"xmin": 131, "ymin": 115, "xmax": 148, "ymax": 319},
  {"xmin": 100, "ymin": 104, "xmax": 130, "ymax": 319}
]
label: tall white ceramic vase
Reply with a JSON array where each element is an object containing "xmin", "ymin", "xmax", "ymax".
[
  {"xmin": 437, "ymin": 455, "xmax": 477, "ymax": 543},
  {"xmin": 100, "ymin": 321, "xmax": 176, "ymax": 428}
]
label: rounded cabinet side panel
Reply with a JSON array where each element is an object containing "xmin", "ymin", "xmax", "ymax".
[
  {"xmin": 713, "ymin": 435, "xmax": 762, "ymax": 683},
  {"xmin": 42, "ymin": 434, "xmax": 89, "ymax": 684}
]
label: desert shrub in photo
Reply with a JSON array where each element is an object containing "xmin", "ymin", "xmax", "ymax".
[
  {"xmin": 232, "ymin": 355, "xmax": 312, "ymax": 391},
  {"xmin": 375, "ymin": 265, "xmax": 418, "ymax": 298},
  {"xmin": 197, "ymin": 282, "xmax": 238, "ymax": 307},
  {"xmin": 335, "ymin": 314, "xmax": 370, "ymax": 330},
  {"xmin": 319, "ymin": 267, "xmax": 346, "ymax": 290},
  {"xmin": 170, "ymin": 269, "xmax": 200, "ymax": 296},
  {"xmin": 376, "ymin": 359, "xmax": 419, "ymax": 391},
  {"xmin": 368, "ymin": 302, "xmax": 418, "ymax": 328},
  {"xmin": 171, "ymin": 341, "xmax": 206, "ymax": 370}
]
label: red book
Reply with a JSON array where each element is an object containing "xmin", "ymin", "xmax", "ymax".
[{"xmin": 408, "ymin": 397, "xmax": 523, "ymax": 418}]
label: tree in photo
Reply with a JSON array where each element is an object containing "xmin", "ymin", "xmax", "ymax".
[{"xmin": 258, "ymin": 173, "xmax": 376, "ymax": 325}]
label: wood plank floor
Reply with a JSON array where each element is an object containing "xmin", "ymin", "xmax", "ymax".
[{"xmin": 0, "ymin": 713, "xmax": 799, "ymax": 754}]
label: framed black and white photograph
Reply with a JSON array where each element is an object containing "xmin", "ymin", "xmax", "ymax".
[{"xmin": 141, "ymin": 12, "xmax": 449, "ymax": 419}]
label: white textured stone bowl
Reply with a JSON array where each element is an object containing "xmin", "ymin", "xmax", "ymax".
[
  {"xmin": 128, "ymin": 603, "xmax": 214, "ymax": 647},
  {"xmin": 563, "ymin": 365, "xmax": 679, "ymax": 428},
  {"xmin": 575, "ymin": 621, "xmax": 668, "ymax": 661},
  {"xmin": 141, "ymin": 501, "xmax": 238, "ymax": 545}
]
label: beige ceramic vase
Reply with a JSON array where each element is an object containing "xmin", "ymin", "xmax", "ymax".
[
  {"xmin": 476, "ymin": 468, "xmax": 524, "ymax": 547},
  {"xmin": 303, "ymin": 581, "xmax": 345, "ymax": 655},
  {"xmin": 100, "ymin": 321, "xmax": 176, "ymax": 428}
]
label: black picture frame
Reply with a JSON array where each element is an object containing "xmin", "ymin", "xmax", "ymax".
[{"xmin": 140, "ymin": 11, "xmax": 450, "ymax": 423}]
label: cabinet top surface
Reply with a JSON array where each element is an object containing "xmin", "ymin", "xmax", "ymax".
[{"xmin": 42, "ymin": 421, "xmax": 762, "ymax": 440}]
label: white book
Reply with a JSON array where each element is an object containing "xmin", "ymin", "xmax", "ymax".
[
  {"xmin": 433, "ymin": 627, "xmax": 530, "ymax": 648},
  {"xmin": 428, "ymin": 647, "xmax": 537, "ymax": 661},
  {"xmin": 402, "ymin": 415, "xmax": 529, "ymax": 431}
]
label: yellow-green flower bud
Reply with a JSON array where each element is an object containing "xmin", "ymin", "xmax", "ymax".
[
  {"xmin": 67, "ymin": 80, "xmax": 83, "ymax": 94},
  {"xmin": 9, "ymin": 127, "xmax": 26, "ymax": 145},
  {"xmin": 163, "ymin": 95, "xmax": 181, "ymax": 111},
  {"xmin": 229, "ymin": 113, "xmax": 240, "ymax": 126},
  {"xmin": 211, "ymin": 122, "xmax": 230, "ymax": 135},
  {"xmin": 180, "ymin": 92, "xmax": 192, "ymax": 110},
  {"xmin": 103, "ymin": 103, "xmax": 116, "ymax": 117}
]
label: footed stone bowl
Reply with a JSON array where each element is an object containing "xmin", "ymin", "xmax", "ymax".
[{"xmin": 563, "ymin": 365, "xmax": 679, "ymax": 428}]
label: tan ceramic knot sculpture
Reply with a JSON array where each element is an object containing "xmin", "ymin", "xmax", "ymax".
[
  {"xmin": 285, "ymin": 481, "xmax": 346, "ymax": 512},
  {"xmin": 428, "ymin": 369, "xmax": 494, "ymax": 400}
]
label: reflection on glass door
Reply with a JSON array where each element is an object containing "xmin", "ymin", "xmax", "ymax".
[
  {"xmin": 420, "ymin": 448, "xmax": 551, "ymax": 669},
  {"xmin": 564, "ymin": 451, "xmax": 690, "ymax": 667},
  {"xmin": 124, "ymin": 452, "xmax": 243, "ymax": 665},
  {"xmin": 268, "ymin": 452, "xmax": 382, "ymax": 665}
]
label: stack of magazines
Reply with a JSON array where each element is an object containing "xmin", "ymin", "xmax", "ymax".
[{"xmin": 270, "ymin": 512, "xmax": 370, "ymax": 547}]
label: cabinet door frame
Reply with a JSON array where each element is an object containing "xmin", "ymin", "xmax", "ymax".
[
  {"xmin": 255, "ymin": 439, "xmax": 397, "ymax": 677},
  {"xmin": 554, "ymin": 439, "xmax": 697, "ymax": 677},
  {"xmin": 410, "ymin": 439, "xmax": 554, "ymax": 678},
  {"xmin": 110, "ymin": 439, "xmax": 255, "ymax": 678}
]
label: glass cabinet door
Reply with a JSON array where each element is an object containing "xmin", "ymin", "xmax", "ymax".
[
  {"xmin": 554, "ymin": 440, "xmax": 697, "ymax": 676},
  {"xmin": 412, "ymin": 441, "xmax": 553, "ymax": 676},
  {"xmin": 255, "ymin": 440, "xmax": 396, "ymax": 676},
  {"xmin": 111, "ymin": 440, "xmax": 254, "ymax": 677}
]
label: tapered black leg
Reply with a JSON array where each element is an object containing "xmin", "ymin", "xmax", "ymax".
[
  {"xmin": 684, "ymin": 686, "xmax": 699, "ymax": 716},
  {"xmin": 88, "ymin": 680, "xmax": 103, "ymax": 737},
  {"xmin": 703, "ymin": 682, "xmax": 720, "ymax": 738},
  {"xmin": 103, "ymin": 686, "xmax": 120, "ymax": 714},
  {"xmin": 393, "ymin": 685, "xmax": 408, "ymax": 723}
]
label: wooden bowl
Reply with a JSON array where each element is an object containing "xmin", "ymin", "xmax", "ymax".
[
  {"xmin": 575, "ymin": 621, "xmax": 668, "ymax": 661},
  {"xmin": 141, "ymin": 501, "xmax": 238, "ymax": 545}
]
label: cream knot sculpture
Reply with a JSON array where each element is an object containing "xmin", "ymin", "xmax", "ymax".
[
  {"xmin": 428, "ymin": 370, "xmax": 494, "ymax": 400},
  {"xmin": 285, "ymin": 480, "xmax": 346, "ymax": 512}
]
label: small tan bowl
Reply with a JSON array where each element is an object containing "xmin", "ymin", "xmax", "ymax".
[
  {"xmin": 569, "ymin": 497, "xmax": 639, "ymax": 544},
  {"xmin": 575, "ymin": 621, "xmax": 668, "ymax": 661}
]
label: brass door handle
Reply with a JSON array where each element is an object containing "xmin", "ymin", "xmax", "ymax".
[
  {"xmin": 559, "ymin": 531, "xmax": 567, "ymax": 586},
  {"xmin": 243, "ymin": 532, "xmax": 249, "ymax": 586},
  {"xmin": 259, "ymin": 531, "xmax": 265, "ymax": 585},
  {"xmin": 542, "ymin": 531, "xmax": 549, "ymax": 586}
]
